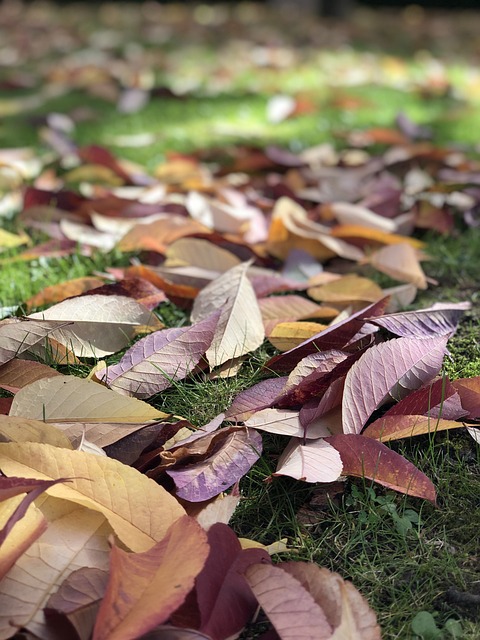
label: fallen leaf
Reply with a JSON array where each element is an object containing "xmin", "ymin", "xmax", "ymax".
[
  {"xmin": 362, "ymin": 414, "xmax": 468, "ymax": 442},
  {"xmin": 329, "ymin": 202, "xmax": 398, "ymax": 232},
  {"xmin": 326, "ymin": 434, "xmax": 436, "ymax": 502},
  {"xmin": 367, "ymin": 243, "xmax": 428, "ymax": 289},
  {"xmin": 0, "ymin": 317, "xmax": 70, "ymax": 366},
  {"xmin": 0, "ymin": 358, "xmax": 62, "ymax": 393},
  {"xmin": 307, "ymin": 275, "xmax": 383, "ymax": 305},
  {"xmin": 281, "ymin": 562, "xmax": 382, "ymax": 639},
  {"xmin": 0, "ymin": 442, "xmax": 185, "ymax": 551},
  {"xmin": 10, "ymin": 375, "xmax": 167, "ymax": 422},
  {"xmin": 245, "ymin": 409, "xmax": 333, "ymax": 439},
  {"xmin": 342, "ymin": 336, "xmax": 448, "ymax": 434},
  {"xmin": 265, "ymin": 297, "xmax": 388, "ymax": 373},
  {"xmin": 367, "ymin": 301, "xmax": 471, "ymax": 338},
  {"xmin": 274, "ymin": 437, "xmax": 343, "ymax": 483},
  {"xmin": 167, "ymin": 427, "xmax": 262, "ymax": 502},
  {"xmin": 331, "ymin": 224, "xmax": 424, "ymax": 248},
  {"xmin": 92, "ymin": 516, "xmax": 209, "ymax": 640},
  {"xmin": 268, "ymin": 322, "xmax": 328, "ymax": 352},
  {"xmin": 193, "ymin": 523, "xmax": 270, "ymax": 640},
  {"xmin": 244, "ymin": 563, "xmax": 333, "ymax": 639},
  {"xmin": 101, "ymin": 312, "xmax": 220, "ymax": 398},
  {"xmin": 28, "ymin": 294, "xmax": 160, "ymax": 358},
  {"xmin": 0, "ymin": 415, "xmax": 73, "ymax": 448},
  {"xmin": 45, "ymin": 567, "xmax": 109, "ymax": 640},
  {"xmin": 0, "ymin": 495, "xmax": 46, "ymax": 581},
  {"xmin": 0, "ymin": 503, "xmax": 111, "ymax": 639},
  {"xmin": 191, "ymin": 263, "xmax": 264, "ymax": 368},
  {"xmin": 165, "ymin": 237, "xmax": 241, "ymax": 271},
  {"xmin": 225, "ymin": 377, "xmax": 288, "ymax": 422}
]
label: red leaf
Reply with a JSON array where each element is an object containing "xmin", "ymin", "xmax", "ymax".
[
  {"xmin": 174, "ymin": 523, "xmax": 270, "ymax": 640},
  {"xmin": 264, "ymin": 297, "xmax": 388, "ymax": 373},
  {"xmin": 326, "ymin": 434, "xmax": 436, "ymax": 503}
]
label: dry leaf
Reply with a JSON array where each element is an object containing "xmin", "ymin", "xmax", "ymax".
[
  {"xmin": 10, "ymin": 375, "xmax": 167, "ymax": 422},
  {"xmin": 0, "ymin": 442, "xmax": 185, "ymax": 551}
]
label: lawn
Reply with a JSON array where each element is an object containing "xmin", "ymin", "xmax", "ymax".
[{"xmin": 0, "ymin": 3, "xmax": 479, "ymax": 639}]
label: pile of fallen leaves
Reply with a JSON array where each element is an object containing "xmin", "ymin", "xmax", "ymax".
[{"xmin": 1, "ymin": 2, "xmax": 480, "ymax": 640}]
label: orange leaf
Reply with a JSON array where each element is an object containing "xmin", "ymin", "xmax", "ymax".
[
  {"xmin": 92, "ymin": 516, "xmax": 209, "ymax": 640},
  {"xmin": 24, "ymin": 276, "xmax": 104, "ymax": 311},
  {"xmin": 331, "ymin": 224, "xmax": 424, "ymax": 249}
]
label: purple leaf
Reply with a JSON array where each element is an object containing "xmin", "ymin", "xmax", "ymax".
[
  {"xmin": 366, "ymin": 301, "xmax": 470, "ymax": 339},
  {"xmin": 265, "ymin": 297, "xmax": 388, "ymax": 373},
  {"xmin": 225, "ymin": 377, "xmax": 288, "ymax": 421},
  {"xmin": 167, "ymin": 428, "xmax": 262, "ymax": 502},
  {"xmin": 342, "ymin": 336, "xmax": 449, "ymax": 434},
  {"xmin": 102, "ymin": 312, "xmax": 220, "ymax": 398}
]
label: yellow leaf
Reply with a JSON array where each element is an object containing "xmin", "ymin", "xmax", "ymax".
[
  {"xmin": 0, "ymin": 229, "xmax": 30, "ymax": 252},
  {"xmin": 307, "ymin": 274, "xmax": 383, "ymax": 304},
  {"xmin": 0, "ymin": 415, "xmax": 73, "ymax": 449},
  {"xmin": 0, "ymin": 496, "xmax": 46, "ymax": 580},
  {"xmin": 268, "ymin": 322, "xmax": 328, "ymax": 351},
  {"xmin": 0, "ymin": 442, "xmax": 185, "ymax": 551},
  {"xmin": 10, "ymin": 375, "xmax": 168, "ymax": 423}
]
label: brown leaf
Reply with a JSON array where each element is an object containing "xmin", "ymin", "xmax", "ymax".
[{"xmin": 0, "ymin": 358, "xmax": 62, "ymax": 394}]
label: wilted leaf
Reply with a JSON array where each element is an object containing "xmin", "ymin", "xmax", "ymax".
[
  {"xmin": 326, "ymin": 434, "xmax": 436, "ymax": 502},
  {"xmin": 92, "ymin": 516, "xmax": 209, "ymax": 640},
  {"xmin": 167, "ymin": 427, "xmax": 262, "ymax": 502},
  {"xmin": 0, "ymin": 317, "xmax": 70, "ymax": 366},
  {"xmin": 367, "ymin": 301, "xmax": 470, "ymax": 338},
  {"xmin": 342, "ymin": 336, "xmax": 448, "ymax": 434},
  {"xmin": 191, "ymin": 262, "xmax": 264, "ymax": 368},
  {"xmin": 10, "ymin": 375, "xmax": 167, "ymax": 422},
  {"xmin": 102, "ymin": 312, "xmax": 220, "ymax": 398},
  {"xmin": 0, "ymin": 442, "xmax": 185, "ymax": 551},
  {"xmin": 28, "ymin": 294, "xmax": 161, "ymax": 358},
  {"xmin": 274, "ymin": 437, "xmax": 343, "ymax": 483},
  {"xmin": 0, "ymin": 503, "xmax": 111, "ymax": 640}
]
